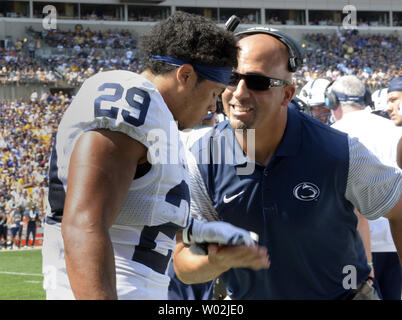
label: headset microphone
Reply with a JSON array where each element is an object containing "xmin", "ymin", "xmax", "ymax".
[
  {"xmin": 225, "ymin": 15, "xmax": 241, "ymax": 32},
  {"xmin": 215, "ymin": 16, "xmax": 241, "ymax": 116}
]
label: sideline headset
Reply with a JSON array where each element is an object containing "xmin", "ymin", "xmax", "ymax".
[
  {"xmin": 216, "ymin": 16, "xmax": 306, "ymax": 115},
  {"xmin": 324, "ymin": 81, "xmax": 373, "ymax": 110},
  {"xmin": 234, "ymin": 26, "xmax": 306, "ymax": 73}
]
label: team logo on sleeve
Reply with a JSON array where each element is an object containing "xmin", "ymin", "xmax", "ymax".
[{"xmin": 293, "ymin": 182, "xmax": 320, "ymax": 201}]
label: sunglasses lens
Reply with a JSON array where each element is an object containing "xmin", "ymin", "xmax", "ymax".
[
  {"xmin": 228, "ymin": 72, "xmax": 275, "ymax": 91},
  {"xmin": 245, "ymin": 75, "xmax": 271, "ymax": 91},
  {"xmin": 228, "ymin": 72, "xmax": 240, "ymax": 87}
]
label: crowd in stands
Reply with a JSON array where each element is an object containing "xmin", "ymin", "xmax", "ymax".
[
  {"xmin": 0, "ymin": 92, "xmax": 70, "ymax": 249},
  {"xmin": 2, "ymin": 26, "xmax": 399, "ymax": 91},
  {"xmin": 294, "ymin": 29, "xmax": 401, "ymax": 91},
  {"xmin": 45, "ymin": 49, "xmax": 141, "ymax": 87},
  {"xmin": 27, "ymin": 26, "xmax": 138, "ymax": 50},
  {"xmin": 27, "ymin": 27, "xmax": 141, "ymax": 86},
  {"xmin": 0, "ymin": 45, "xmax": 57, "ymax": 85}
]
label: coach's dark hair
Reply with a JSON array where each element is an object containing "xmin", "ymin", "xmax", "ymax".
[{"xmin": 140, "ymin": 11, "xmax": 238, "ymax": 78}]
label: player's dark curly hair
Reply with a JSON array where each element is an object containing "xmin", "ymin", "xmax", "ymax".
[{"xmin": 140, "ymin": 11, "xmax": 238, "ymax": 78}]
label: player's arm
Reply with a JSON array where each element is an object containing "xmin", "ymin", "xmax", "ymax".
[
  {"xmin": 61, "ymin": 128, "xmax": 146, "ymax": 300},
  {"xmin": 384, "ymin": 195, "xmax": 402, "ymax": 265},
  {"xmin": 173, "ymin": 229, "xmax": 270, "ymax": 284}
]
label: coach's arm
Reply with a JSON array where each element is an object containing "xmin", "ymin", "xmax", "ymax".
[
  {"xmin": 384, "ymin": 194, "xmax": 402, "ymax": 266},
  {"xmin": 61, "ymin": 129, "xmax": 147, "ymax": 299}
]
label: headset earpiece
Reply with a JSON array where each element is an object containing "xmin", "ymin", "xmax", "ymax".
[
  {"xmin": 325, "ymin": 81, "xmax": 373, "ymax": 110},
  {"xmin": 324, "ymin": 81, "xmax": 339, "ymax": 110}
]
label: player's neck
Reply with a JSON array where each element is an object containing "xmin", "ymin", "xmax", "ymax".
[
  {"xmin": 140, "ymin": 70, "xmax": 159, "ymax": 87},
  {"xmin": 140, "ymin": 69, "xmax": 176, "ymax": 110}
]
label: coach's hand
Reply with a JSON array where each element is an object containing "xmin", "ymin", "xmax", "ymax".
[
  {"xmin": 208, "ymin": 243, "xmax": 270, "ymax": 271},
  {"xmin": 173, "ymin": 222, "xmax": 270, "ymax": 285}
]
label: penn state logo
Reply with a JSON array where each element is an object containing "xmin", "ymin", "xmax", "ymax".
[{"xmin": 293, "ymin": 182, "xmax": 320, "ymax": 201}]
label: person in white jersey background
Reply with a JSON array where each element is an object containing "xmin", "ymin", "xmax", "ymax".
[{"xmin": 330, "ymin": 75, "xmax": 402, "ymax": 300}]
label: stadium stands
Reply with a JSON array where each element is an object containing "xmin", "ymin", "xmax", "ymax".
[{"xmin": 0, "ymin": 92, "xmax": 70, "ymax": 250}]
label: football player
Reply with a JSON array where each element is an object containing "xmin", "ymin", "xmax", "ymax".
[
  {"xmin": 297, "ymin": 78, "xmax": 333, "ymax": 124},
  {"xmin": 42, "ymin": 12, "xmax": 267, "ymax": 300}
]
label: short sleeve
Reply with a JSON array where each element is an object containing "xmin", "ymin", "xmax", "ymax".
[
  {"xmin": 60, "ymin": 70, "xmax": 173, "ymax": 151},
  {"xmin": 345, "ymin": 136, "xmax": 402, "ymax": 220}
]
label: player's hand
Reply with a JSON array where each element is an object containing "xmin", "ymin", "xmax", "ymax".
[
  {"xmin": 184, "ymin": 217, "xmax": 256, "ymax": 247},
  {"xmin": 208, "ymin": 244, "xmax": 270, "ymax": 271}
]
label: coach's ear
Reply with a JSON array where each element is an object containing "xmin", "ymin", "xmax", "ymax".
[
  {"xmin": 176, "ymin": 64, "xmax": 197, "ymax": 89},
  {"xmin": 282, "ymin": 85, "xmax": 296, "ymax": 108}
]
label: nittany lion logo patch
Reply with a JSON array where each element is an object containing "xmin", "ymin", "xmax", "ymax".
[{"xmin": 293, "ymin": 182, "xmax": 320, "ymax": 201}]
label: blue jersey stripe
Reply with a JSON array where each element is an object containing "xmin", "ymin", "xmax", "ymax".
[{"xmin": 47, "ymin": 136, "xmax": 66, "ymax": 218}]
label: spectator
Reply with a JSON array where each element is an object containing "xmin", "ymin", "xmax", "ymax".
[
  {"xmin": 8, "ymin": 208, "xmax": 23, "ymax": 249},
  {"xmin": 25, "ymin": 204, "xmax": 39, "ymax": 248},
  {"xmin": 30, "ymin": 90, "xmax": 38, "ymax": 104},
  {"xmin": 0, "ymin": 195, "xmax": 8, "ymax": 250}
]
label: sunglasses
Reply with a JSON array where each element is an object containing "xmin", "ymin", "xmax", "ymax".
[{"xmin": 228, "ymin": 71, "xmax": 292, "ymax": 91}]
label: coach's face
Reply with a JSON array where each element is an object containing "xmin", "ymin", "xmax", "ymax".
[
  {"xmin": 222, "ymin": 34, "xmax": 295, "ymax": 131},
  {"xmin": 387, "ymin": 90, "xmax": 402, "ymax": 126}
]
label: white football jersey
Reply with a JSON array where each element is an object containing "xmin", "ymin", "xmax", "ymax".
[{"xmin": 43, "ymin": 70, "xmax": 190, "ymax": 299}]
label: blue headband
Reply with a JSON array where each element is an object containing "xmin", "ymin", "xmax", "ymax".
[
  {"xmin": 150, "ymin": 55, "xmax": 232, "ymax": 85},
  {"xmin": 388, "ymin": 77, "xmax": 402, "ymax": 93},
  {"xmin": 333, "ymin": 91, "xmax": 365, "ymax": 103}
]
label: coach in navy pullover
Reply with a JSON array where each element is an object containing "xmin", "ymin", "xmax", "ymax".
[{"xmin": 172, "ymin": 32, "xmax": 402, "ymax": 299}]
